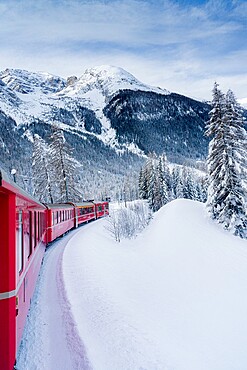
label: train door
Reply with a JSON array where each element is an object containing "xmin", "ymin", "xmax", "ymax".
[
  {"xmin": 75, "ymin": 208, "xmax": 78, "ymax": 228},
  {"xmin": 16, "ymin": 210, "xmax": 23, "ymax": 275},
  {"xmin": 0, "ymin": 191, "xmax": 16, "ymax": 370}
]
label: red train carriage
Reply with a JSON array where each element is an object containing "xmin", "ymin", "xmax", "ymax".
[
  {"xmin": 0, "ymin": 167, "xmax": 110, "ymax": 369},
  {"xmin": 73, "ymin": 202, "xmax": 96, "ymax": 227},
  {"xmin": 45, "ymin": 203, "xmax": 75, "ymax": 243},
  {"xmin": 0, "ymin": 169, "xmax": 46, "ymax": 370},
  {"xmin": 94, "ymin": 201, "xmax": 109, "ymax": 218}
]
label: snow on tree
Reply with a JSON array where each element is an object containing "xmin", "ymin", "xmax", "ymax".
[
  {"xmin": 139, "ymin": 167, "xmax": 148, "ymax": 200},
  {"xmin": 145, "ymin": 154, "xmax": 157, "ymax": 211},
  {"xmin": 206, "ymin": 84, "xmax": 247, "ymax": 238},
  {"xmin": 49, "ymin": 123, "xmax": 83, "ymax": 202},
  {"xmin": 182, "ymin": 167, "xmax": 196, "ymax": 200},
  {"xmin": 32, "ymin": 134, "xmax": 54, "ymax": 203},
  {"xmin": 139, "ymin": 154, "xmax": 207, "ymax": 212},
  {"xmin": 158, "ymin": 154, "xmax": 170, "ymax": 203}
]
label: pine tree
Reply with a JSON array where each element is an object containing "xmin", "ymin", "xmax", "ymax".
[
  {"xmin": 49, "ymin": 123, "xmax": 82, "ymax": 202},
  {"xmin": 152, "ymin": 159, "xmax": 164, "ymax": 211},
  {"xmin": 139, "ymin": 167, "xmax": 148, "ymax": 200},
  {"xmin": 205, "ymin": 83, "xmax": 226, "ymax": 218},
  {"xmin": 182, "ymin": 167, "xmax": 196, "ymax": 200},
  {"xmin": 146, "ymin": 155, "xmax": 157, "ymax": 211},
  {"xmin": 32, "ymin": 134, "xmax": 54, "ymax": 203},
  {"xmin": 159, "ymin": 154, "xmax": 170, "ymax": 203},
  {"xmin": 206, "ymin": 84, "xmax": 247, "ymax": 238}
]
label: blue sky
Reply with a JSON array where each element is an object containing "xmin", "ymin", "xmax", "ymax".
[{"xmin": 0, "ymin": 0, "xmax": 246, "ymax": 101}]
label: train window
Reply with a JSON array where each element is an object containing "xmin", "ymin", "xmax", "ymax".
[
  {"xmin": 40, "ymin": 213, "xmax": 43, "ymax": 236},
  {"xmin": 16, "ymin": 210, "xmax": 23, "ymax": 273},
  {"xmin": 34, "ymin": 212, "xmax": 37, "ymax": 248},
  {"xmin": 28, "ymin": 211, "xmax": 32, "ymax": 257},
  {"xmin": 37, "ymin": 212, "xmax": 40, "ymax": 241}
]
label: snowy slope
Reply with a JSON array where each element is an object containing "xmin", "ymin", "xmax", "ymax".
[
  {"xmin": 0, "ymin": 65, "xmax": 170, "ymax": 155},
  {"xmin": 62, "ymin": 199, "xmax": 247, "ymax": 370},
  {"xmin": 58, "ymin": 65, "xmax": 169, "ymax": 133},
  {"xmin": 60, "ymin": 65, "xmax": 169, "ymax": 100},
  {"xmin": 0, "ymin": 65, "xmax": 168, "ymax": 128}
]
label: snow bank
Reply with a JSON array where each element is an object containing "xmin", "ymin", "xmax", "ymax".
[{"xmin": 63, "ymin": 199, "xmax": 247, "ymax": 370}]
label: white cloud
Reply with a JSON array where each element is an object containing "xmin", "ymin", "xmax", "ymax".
[{"xmin": 0, "ymin": 0, "xmax": 245, "ymax": 101}]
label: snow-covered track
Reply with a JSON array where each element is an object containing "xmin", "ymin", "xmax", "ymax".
[{"xmin": 16, "ymin": 228, "xmax": 92, "ymax": 370}]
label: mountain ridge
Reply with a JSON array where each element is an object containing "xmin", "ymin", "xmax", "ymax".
[{"xmin": 0, "ymin": 64, "xmax": 239, "ymax": 197}]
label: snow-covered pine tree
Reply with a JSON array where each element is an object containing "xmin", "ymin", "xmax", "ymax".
[
  {"xmin": 157, "ymin": 155, "xmax": 169, "ymax": 205},
  {"xmin": 171, "ymin": 167, "xmax": 181, "ymax": 199},
  {"xmin": 138, "ymin": 167, "xmax": 148, "ymax": 200},
  {"xmin": 182, "ymin": 167, "xmax": 196, "ymax": 200},
  {"xmin": 206, "ymin": 84, "xmax": 247, "ymax": 238},
  {"xmin": 49, "ymin": 123, "xmax": 82, "ymax": 203},
  {"xmin": 32, "ymin": 134, "xmax": 54, "ymax": 203},
  {"xmin": 195, "ymin": 176, "xmax": 207, "ymax": 203},
  {"xmin": 139, "ymin": 156, "xmax": 153, "ymax": 201},
  {"xmin": 205, "ymin": 83, "xmax": 226, "ymax": 218},
  {"xmin": 145, "ymin": 154, "xmax": 157, "ymax": 211},
  {"xmin": 152, "ymin": 160, "xmax": 164, "ymax": 211}
]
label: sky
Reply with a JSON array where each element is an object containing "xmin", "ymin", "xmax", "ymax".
[{"xmin": 0, "ymin": 0, "xmax": 246, "ymax": 102}]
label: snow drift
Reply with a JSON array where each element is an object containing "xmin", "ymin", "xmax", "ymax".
[{"xmin": 62, "ymin": 199, "xmax": 247, "ymax": 370}]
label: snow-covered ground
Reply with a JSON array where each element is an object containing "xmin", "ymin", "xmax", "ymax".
[{"xmin": 17, "ymin": 199, "xmax": 247, "ymax": 370}]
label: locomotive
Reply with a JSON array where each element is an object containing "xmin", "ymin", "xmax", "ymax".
[{"xmin": 0, "ymin": 169, "xmax": 109, "ymax": 370}]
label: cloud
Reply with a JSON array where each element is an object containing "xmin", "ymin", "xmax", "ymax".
[{"xmin": 0, "ymin": 0, "xmax": 245, "ymax": 101}]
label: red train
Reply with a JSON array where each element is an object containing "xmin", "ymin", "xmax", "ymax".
[{"xmin": 0, "ymin": 169, "xmax": 109, "ymax": 370}]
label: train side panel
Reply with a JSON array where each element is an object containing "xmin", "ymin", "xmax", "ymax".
[
  {"xmin": 0, "ymin": 190, "xmax": 16, "ymax": 370},
  {"xmin": 15, "ymin": 198, "xmax": 46, "ymax": 348},
  {"xmin": 95, "ymin": 201, "xmax": 109, "ymax": 218},
  {"xmin": 76, "ymin": 204, "xmax": 96, "ymax": 226},
  {"xmin": 46, "ymin": 205, "xmax": 75, "ymax": 243},
  {"xmin": 0, "ymin": 172, "xmax": 47, "ymax": 370}
]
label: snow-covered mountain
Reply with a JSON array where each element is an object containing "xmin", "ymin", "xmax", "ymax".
[
  {"xmin": 0, "ymin": 64, "xmax": 223, "ymax": 194},
  {"xmin": 0, "ymin": 65, "xmax": 168, "ymax": 130}
]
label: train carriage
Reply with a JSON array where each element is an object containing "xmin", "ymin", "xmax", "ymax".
[
  {"xmin": 0, "ymin": 169, "xmax": 46, "ymax": 370},
  {"xmin": 45, "ymin": 203, "xmax": 75, "ymax": 243},
  {"xmin": 94, "ymin": 201, "xmax": 109, "ymax": 218},
  {"xmin": 0, "ymin": 169, "xmax": 110, "ymax": 370},
  {"xmin": 73, "ymin": 202, "xmax": 96, "ymax": 227}
]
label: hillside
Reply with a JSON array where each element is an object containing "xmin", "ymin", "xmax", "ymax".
[
  {"xmin": 0, "ymin": 65, "xmax": 245, "ymax": 196},
  {"xmin": 0, "ymin": 65, "xmax": 210, "ymax": 196}
]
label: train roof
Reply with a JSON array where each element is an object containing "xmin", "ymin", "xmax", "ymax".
[
  {"xmin": 0, "ymin": 168, "xmax": 46, "ymax": 208},
  {"xmin": 44, "ymin": 203, "xmax": 75, "ymax": 210},
  {"xmin": 93, "ymin": 200, "xmax": 109, "ymax": 204},
  {"xmin": 74, "ymin": 202, "xmax": 95, "ymax": 207}
]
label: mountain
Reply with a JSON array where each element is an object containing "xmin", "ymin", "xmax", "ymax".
[{"xmin": 1, "ymin": 64, "xmax": 242, "ymax": 198}]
